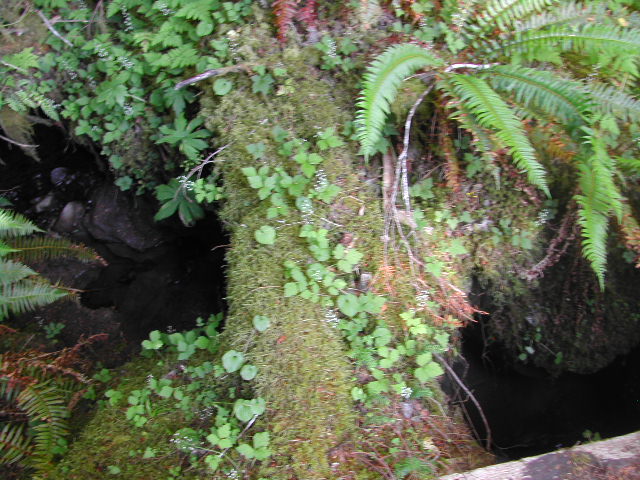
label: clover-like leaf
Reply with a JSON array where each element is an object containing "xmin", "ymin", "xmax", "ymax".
[
  {"xmin": 240, "ymin": 364, "xmax": 258, "ymax": 380},
  {"xmin": 252, "ymin": 315, "xmax": 271, "ymax": 332},
  {"xmin": 222, "ymin": 350, "xmax": 245, "ymax": 373},
  {"xmin": 255, "ymin": 225, "xmax": 276, "ymax": 245}
]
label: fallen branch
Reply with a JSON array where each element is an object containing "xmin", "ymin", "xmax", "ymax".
[
  {"xmin": 36, "ymin": 10, "xmax": 73, "ymax": 47},
  {"xmin": 0, "ymin": 133, "xmax": 38, "ymax": 149},
  {"xmin": 434, "ymin": 353, "xmax": 492, "ymax": 451},
  {"xmin": 174, "ymin": 64, "xmax": 250, "ymax": 90}
]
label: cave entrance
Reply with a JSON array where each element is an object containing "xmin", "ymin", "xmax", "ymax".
[
  {"xmin": 0, "ymin": 124, "xmax": 228, "ymax": 352},
  {"xmin": 447, "ymin": 307, "xmax": 640, "ymax": 461}
]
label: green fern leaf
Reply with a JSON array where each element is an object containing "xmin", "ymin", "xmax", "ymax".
[
  {"xmin": 448, "ymin": 74, "xmax": 549, "ymax": 195},
  {"xmin": 17, "ymin": 383, "xmax": 68, "ymax": 470},
  {"xmin": 466, "ymin": 0, "xmax": 558, "ymax": 35},
  {"xmin": 6, "ymin": 237, "xmax": 99, "ymax": 264},
  {"xmin": 482, "ymin": 65, "xmax": 590, "ymax": 132},
  {"xmin": 175, "ymin": 0, "xmax": 213, "ymax": 21},
  {"xmin": 616, "ymin": 157, "xmax": 640, "ymax": 176},
  {"xmin": 0, "ymin": 423, "xmax": 33, "ymax": 465},
  {"xmin": 0, "ymin": 260, "xmax": 36, "ymax": 285},
  {"xmin": 356, "ymin": 44, "xmax": 443, "ymax": 158},
  {"xmin": 583, "ymin": 83, "xmax": 640, "ymax": 123},
  {"xmin": 514, "ymin": 1, "xmax": 602, "ymax": 33},
  {"xmin": 0, "ymin": 281, "xmax": 68, "ymax": 320},
  {"xmin": 0, "ymin": 209, "xmax": 43, "ymax": 238},
  {"xmin": 491, "ymin": 24, "xmax": 640, "ymax": 61},
  {"xmin": 575, "ymin": 137, "xmax": 624, "ymax": 289}
]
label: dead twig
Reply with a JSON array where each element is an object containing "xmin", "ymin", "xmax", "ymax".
[
  {"xmin": 36, "ymin": 10, "xmax": 73, "ymax": 47},
  {"xmin": 174, "ymin": 64, "xmax": 250, "ymax": 90},
  {"xmin": 434, "ymin": 353, "xmax": 492, "ymax": 451}
]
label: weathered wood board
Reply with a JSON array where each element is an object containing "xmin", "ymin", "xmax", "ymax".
[{"xmin": 439, "ymin": 432, "xmax": 640, "ymax": 480}]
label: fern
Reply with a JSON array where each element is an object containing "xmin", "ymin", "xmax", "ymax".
[
  {"xmin": 0, "ymin": 210, "xmax": 43, "ymax": 239},
  {"xmin": 17, "ymin": 383, "xmax": 68, "ymax": 470},
  {"xmin": 272, "ymin": 0, "xmax": 298, "ymax": 43},
  {"xmin": 482, "ymin": 65, "xmax": 590, "ymax": 132},
  {"xmin": 583, "ymin": 83, "xmax": 640, "ymax": 123},
  {"xmin": 0, "ymin": 281, "xmax": 68, "ymax": 320},
  {"xmin": 0, "ymin": 261, "xmax": 36, "ymax": 286},
  {"xmin": 514, "ymin": 1, "xmax": 601, "ymax": 32},
  {"xmin": 0, "ymin": 423, "xmax": 33, "ymax": 466},
  {"xmin": 466, "ymin": 0, "xmax": 558, "ymax": 34},
  {"xmin": 575, "ymin": 136, "xmax": 623, "ymax": 289},
  {"xmin": 449, "ymin": 74, "xmax": 550, "ymax": 195},
  {"xmin": 356, "ymin": 44, "xmax": 442, "ymax": 158},
  {"xmin": 491, "ymin": 24, "xmax": 640, "ymax": 60},
  {"xmin": 6, "ymin": 237, "xmax": 99, "ymax": 264}
]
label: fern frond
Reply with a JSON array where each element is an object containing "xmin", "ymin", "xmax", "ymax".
[
  {"xmin": 0, "ymin": 281, "xmax": 68, "ymax": 321},
  {"xmin": 17, "ymin": 382, "xmax": 68, "ymax": 470},
  {"xmin": 297, "ymin": 0, "xmax": 318, "ymax": 30},
  {"xmin": 6, "ymin": 237, "xmax": 100, "ymax": 264},
  {"xmin": 273, "ymin": 0, "xmax": 298, "ymax": 43},
  {"xmin": 490, "ymin": 24, "xmax": 640, "ymax": 59},
  {"xmin": 0, "ymin": 423, "xmax": 32, "ymax": 465},
  {"xmin": 575, "ymin": 138, "xmax": 624, "ymax": 289},
  {"xmin": 356, "ymin": 44, "xmax": 443, "ymax": 158},
  {"xmin": 514, "ymin": 1, "xmax": 600, "ymax": 32},
  {"xmin": 0, "ymin": 209, "xmax": 43, "ymax": 239},
  {"xmin": 482, "ymin": 65, "xmax": 590, "ymax": 131},
  {"xmin": 583, "ymin": 83, "xmax": 640, "ymax": 123},
  {"xmin": 0, "ymin": 260, "xmax": 36, "ymax": 286},
  {"xmin": 448, "ymin": 74, "xmax": 549, "ymax": 195},
  {"xmin": 616, "ymin": 157, "xmax": 640, "ymax": 176},
  {"xmin": 465, "ymin": 0, "xmax": 558, "ymax": 36}
]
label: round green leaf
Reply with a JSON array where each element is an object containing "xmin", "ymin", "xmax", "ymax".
[
  {"xmin": 213, "ymin": 78, "xmax": 233, "ymax": 96},
  {"xmin": 240, "ymin": 364, "xmax": 258, "ymax": 380},
  {"xmin": 337, "ymin": 293, "xmax": 360, "ymax": 317},
  {"xmin": 252, "ymin": 315, "xmax": 271, "ymax": 332},
  {"xmin": 222, "ymin": 350, "xmax": 245, "ymax": 373},
  {"xmin": 255, "ymin": 225, "xmax": 276, "ymax": 245}
]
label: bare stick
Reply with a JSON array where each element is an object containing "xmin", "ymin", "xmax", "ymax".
[
  {"xmin": 398, "ymin": 85, "xmax": 434, "ymax": 213},
  {"xmin": 0, "ymin": 133, "xmax": 38, "ymax": 149},
  {"xmin": 174, "ymin": 64, "xmax": 249, "ymax": 90},
  {"xmin": 36, "ymin": 10, "xmax": 73, "ymax": 47},
  {"xmin": 434, "ymin": 353, "xmax": 492, "ymax": 451}
]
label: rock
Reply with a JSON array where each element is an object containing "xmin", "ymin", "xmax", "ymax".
[
  {"xmin": 54, "ymin": 200, "xmax": 85, "ymax": 232},
  {"xmin": 34, "ymin": 192, "xmax": 59, "ymax": 213},
  {"xmin": 50, "ymin": 167, "xmax": 70, "ymax": 186},
  {"xmin": 82, "ymin": 183, "xmax": 167, "ymax": 255}
]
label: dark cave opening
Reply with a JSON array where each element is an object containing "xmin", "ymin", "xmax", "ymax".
[
  {"xmin": 1, "ymin": 124, "xmax": 229, "ymax": 348},
  {"xmin": 447, "ymin": 315, "xmax": 640, "ymax": 461}
]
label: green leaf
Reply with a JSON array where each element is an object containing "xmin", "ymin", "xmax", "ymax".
[
  {"xmin": 240, "ymin": 364, "xmax": 258, "ymax": 380},
  {"xmin": 236, "ymin": 443, "xmax": 255, "ymax": 459},
  {"xmin": 414, "ymin": 362, "xmax": 444, "ymax": 383},
  {"xmin": 253, "ymin": 431, "xmax": 270, "ymax": 449},
  {"xmin": 337, "ymin": 293, "xmax": 360, "ymax": 317},
  {"xmin": 252, "ymin": 315, "xmax": 271, "ymax": 332},
  {"xmin": 213, "ymin": 78, "xmax": 233, "ymax": 96},
  {"xmin": 255, "ymin": 225, "xmax": 276, "ymax": 245},
  {"xmin": 284, "ymin": 282, "xmax": 299, "ymax": 297},
  {"xmin": 222, "ymin": 350, "xmax": 245, "ymax": 373},
  {"xmin": 252, "ymin": 74, "xmax": 274, "ymax": 95}
]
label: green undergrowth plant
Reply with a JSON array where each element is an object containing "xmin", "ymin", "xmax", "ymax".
[
  {"xmin": 91, "ymin": 313, "xmax": 273, "ymax": 477},
  {"xmin": 237, "ymin": 117, "xmax": 465, "ymax": 476},
  {"xmin": 356, "ymin": 0, "xmax": 640, "ymax": 288},
  {"xmin": 2, "ymin": 0, "xmax": 256, "ymax": 194}
]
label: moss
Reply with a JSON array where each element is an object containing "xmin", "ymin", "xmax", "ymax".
[
  {"xmin": 200, "ymin": 36, "xmax": 382, "ymax": 477},
  {"xmin": 50, "ymin": 356, "xmax": 202, "ymax": 480}
]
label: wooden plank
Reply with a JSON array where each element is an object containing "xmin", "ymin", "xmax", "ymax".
[{"xmin": 439, "ymin": 432, "xmax": 640, "ymax": 480}]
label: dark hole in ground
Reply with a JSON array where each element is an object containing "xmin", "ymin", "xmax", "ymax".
[
  {"xmin": 1, "ymin": 124, "xmax": 228, "ymax": 357},
  {"xmin": 445, "ymin": 316, "xmax": 640, "ymax": 461}
]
